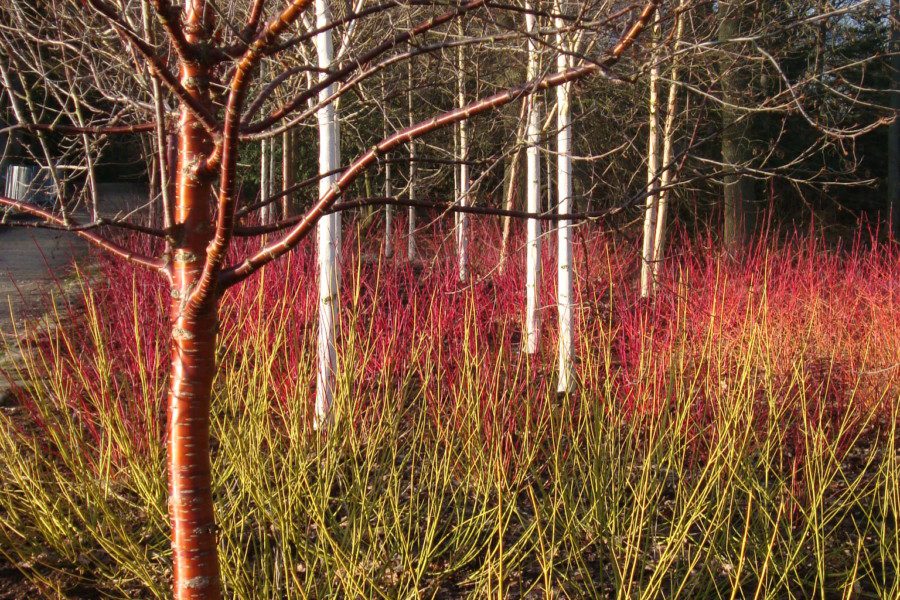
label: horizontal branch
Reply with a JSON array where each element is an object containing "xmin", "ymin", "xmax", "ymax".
[
  {"xmin": 1, "ymin": 215, "xmax": 166, "ymax": 237},
  {"xmin": 0, "ymin": 122, "xmax": 156, "ymax": 136},
  {"xmin": 0, "ymin": 197, "xmax": 167, "ymax": 274}
]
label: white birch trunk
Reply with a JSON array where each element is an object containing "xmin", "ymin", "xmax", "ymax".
[
  {"xmin": 457, "ymin": 31, "xmax": 470, "ymax": 281},
  {"xmin": 382, "ymin": 76, "xmax": 394, "ymax": 258},
  {"xmin": 261, "ymin": 138, "xmax": 270, "ymax": 225},
  {"xmin": 282, "ymin": 129, "xmax": 293, "ymax": 219},
  {"xmin": 407, "ymin": 56, "xmax": 418, "ymax": 261},
  {"xmin": 890, "ymin": 0, "xmax": 900, "ymax": 238},
  {"xmin": 384, "ymin": 159, "xmax": 394, "ymax": 258},
  {"xmin": 525, "ymin": 1, "xmax": 542, "ymax": 355},
  {"xmin": 315, "ymin": 0, "xmax": 341, "ymax": 429},
  {"xmin": 556, "ymin": 3, "xmax": 575, "ymax": 393},
  {"xmin": 268, "ymin": 132, "xmax": 276, "ymax": 219},
  {"xmin": 652, "ymin": 2, "xmax": 686, "ymax": 290},
  {"xmin": 640, "ymin": 15, "xmax": 661, "ymax": 299}
]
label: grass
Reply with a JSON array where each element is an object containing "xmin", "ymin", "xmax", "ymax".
[{"xmin": 0, "ymin": 220, "xmax": 897, "ymax": 598}]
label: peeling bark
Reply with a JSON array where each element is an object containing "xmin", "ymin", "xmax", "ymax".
[{"xmin": 166, "ymin": 3, "xmax": 222, "ymax": 597}]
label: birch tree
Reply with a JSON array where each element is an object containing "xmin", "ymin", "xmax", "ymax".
[
  {"xmin": 407, "ymin": 54, "xmax": 418, "ymax": 261},
  {"xmin": 890, "ymin": 0, "xmax": 899, "ymax": 238},
  {"xmin": 457, "ymin": 21, "xmax": 470, "ymax": 281},
  {"xmin": 315, "ymin": 0, "xmax": 342, "ymax": 428},
  {"xmin": 525, "ymin": 0, "xmax": 543, "ymax": 354},
  {"xmin": 382, "ymin": 73, "xmax": 394, "ymax": 257},
  {"xmin": 652, "ymin": 0, "xmax": 687, "ymax": 290},
  {"xmin": 640, "ymin": 14, "xmax": 662, "ymax": 298},
  {"xmin": 556, "ymin": 0, "xmax": 575, "ymax": 393}
]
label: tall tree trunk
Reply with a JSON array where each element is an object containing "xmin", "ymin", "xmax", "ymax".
[
  {"xmin": 719, "ymin": 0, "xmax": 756, "ymax": 251},
  {"xmin": 384, "ymin": 157, "xmax": 394, "ymax": 257},
  {"xmin": 457, "ymin": 23, "xmax": 470, "ymax": 281},
  {"xmin": 890, "ymin": 0, "xmax": 900, "ymax": 239},
  {"xmin": 260, "ymin": 138, "xmax": 270, "ymax": 225},
  {"xmin": 315, "ymin": 0, "xmax": 341, "ymax": 429},
  {"xmin": 167, "ymin": 2, "xmax": 221, "ymax": 597},
  {"xmin": 640, "ymin": 14, "xmax": 661, "ymax": 298},
  {"xmin": 382, "ymin": 74, "xmax": 394, "ymax": 258},
  {"xmin": 652, "ymin": 0, "xmax": 686, "ymax": 290},
  {"xmin": 498, "ymin": 99, "xmax": 528, "ymax": 275},
  {"xmin": 407, "ymin": 55, "xmax": 418, "ymax": 261},
  {"xmin": 282, "ymin": 129, "xmax": 294, "ymax": 219},
  {"xmin": 524, "ymin": 0, "xmax": 543, "ymax": 354},
  {"xmin": 556, "ymin": 0, "xmax": 575, "ymax": 393}
]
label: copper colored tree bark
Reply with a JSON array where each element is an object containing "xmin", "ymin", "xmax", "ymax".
[{"xmin": 166, "ymin": 3, "xmax": 221, "ymax": 597}]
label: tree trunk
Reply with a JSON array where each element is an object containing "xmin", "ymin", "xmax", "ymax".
[
  {"xmin": 315, "ymin": 0, "xmax": 341, "ymax": 429},
  {"xmin": 167, "ymin": 3, "xmax": 221, "ymax": 597},
  {"xmin": 282, "ymin": 129, "xmax": 294, "ymax": 219},
  {"xmin": 890, "ymin": 0, "xmax": 900, "ymax": 239},
  {"xmin": 640, "ymin": 15, "xmax": 661, "ymax": 298},
  {"xmin": 652, "ymin": 0, "xmax": 687, "ymax": 293},
  {"xmin": 457, "ymin": 24, "xmax": 470, "ymax": 281},
  {"xmin": 260, "ymin": 138, "xmax": 270, "ymax": 225},
  {"xmin": 719, "ymin": 0, "xmax": 756, "ymax": 251},
  {"xmin": 407, "ymin": 54, "xmax": 418, "ymax": 261},
  {"xmin": 382, "ymin": 74, "xmax": 394, "ymax": 258},
  {"xmin": 524, "ymin": 0, "xmax": 542, "ymax": 354},
  {"xmin": 556, "ymin": 0, "xmax": 575, "ymax": 393},
  {"xmin": 498, "ymin": 99, "xmax": 528, "ymax": 275}
]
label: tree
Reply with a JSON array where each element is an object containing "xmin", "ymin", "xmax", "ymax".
[
  {"xmin": 457, "ymin": 18, "xmax": 470, "ymax": 281},
  {"xmin": 315, "ymin": 0, "xmax": 342, "ymax": 429},
  {"xmin": 525, "ymin": 0, "xmax": 543, "ymax": 355},
  {"xmin": 556, "ymin": 0, "xmax": 575, "ymax": 393},
  {"xmin": 718, "ymin": 0, "xmax": 757, "ymax": 250},
  {"xmin": 890, "ymin": 0, "xmax": 899, "ymax": 238},
  {"xmin": 641, "ymin": 12, "xmax": 662, "ymax": 298},
  {"xmin": 0, "ymin": 0, "xmax": 661, "ymax": 596}
]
